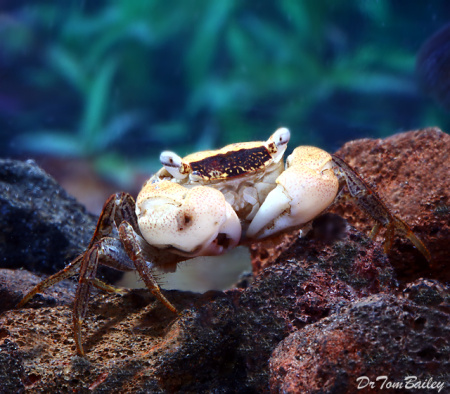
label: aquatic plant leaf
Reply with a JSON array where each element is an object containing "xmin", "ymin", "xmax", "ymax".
[
  {"xmin": 93, "ymin": 111, "xmax": 143, "ymax": 151},
  {"xmin": 187, "ymin": 78, "xmax": 252, "ymax": 115},
  {"xmin": 83, "ymin": 22, "xmax": 154, "ymax": 72},
  {"xmin": 0, "ymin": 15, "xmax": 33, "ymax": 54},
  {"xmin": 357, "ymin": 0, "xmax": 390, "ymax": 23},
  {"xmin": 279, "ymin": 0, "xmax": 310, "ymax": 37},
  {"xmin": 150, "ymin": 122, "xmax": 188, "ymax": 143},
  {"xmin": 79, "ymin": 59, "xmax": 117, "ymax": 153},
  {"xmin": 186, "ymin": 1, "xmax": 235, "ymax": 86},
  {"xmin": 334, "ymin": 71, "xmax": 416, "ymax": 95},
  {"xmin": 244, "ymin": 17, "xmax": 291, "ymax": 62},
  {"xmin": 93, "ymin": 152, "xmax": 141, "ymax": 188},
  {"xmin": 226, "ymin": 23, "xmax": 257, "ymax": 68},
  {"xmin": 46, "ymin": 46, "xmax": 87, "ymax": 92},
  {"xmin": 14, "ymin": 132, "xmax": 82, "ymax": 157}
]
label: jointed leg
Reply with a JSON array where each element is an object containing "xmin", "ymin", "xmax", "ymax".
[
  {"xmin": 89, "ymin": 192, "xmax": 138, "ymax": 244},
  {"xmin": 73, "ymin": 244, "xmax": 100, "ymax": 355},
  {"xmin": 16, "ymin": 254, "xmax": 83, "ymax": 308},
  {"xmin": 16, "ymin": 192, "xmax": 143, "ymax": 356},
  {"xmin": 369, "ymin": 222, "xmax": 381, "ymax": 240},
  {"xmin": 119, "ymin": 221, "xmax": 179, "ymax": 314},
  {"xmin": 71, "ymin": 196, "xmax": 182, "ymax": 354},
  {"xmin": 332, "ymin": 154, "xmax": 431, "ymax": 262},
  {"xmin": 72, "ymin": 236, "xmax": 147, "ymax": 356},
  {"xmin": 17, "ymin": 191, "xmax": 185, "ymax": 356},
  {"xmin": 17, "ymin": 193, "xmax": 138, "ymax": 307}
]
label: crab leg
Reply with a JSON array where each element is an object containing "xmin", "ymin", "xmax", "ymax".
[
  {"xmin": 331, "ymin": 154, "xmax": 431, "ymax": 262},
  {"xmin": 16, "ymin": 253, "xmax": 125, "ymax": 310},
  {"xmin": 16, "ymin": 254, "xmax": 84, "ymax": 308},
  {"xmin": 119, "ymin": 222, "xmax": 178, "ymax": 313},
  {"xmin": 17, "ymin": 192, "xmax": 141, "ymax": 355},
  {"xmin": 73, "ymin": 244, "xmax": 100, "ymax": 355},
  {"xmin": 17, "ymin": 193, "xmax": 128, "ymax": 308}
]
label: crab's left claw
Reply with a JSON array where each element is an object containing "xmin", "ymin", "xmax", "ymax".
[
  {"xmin": 136, "ymin": 180, "xmax": 242, "ymax": 257},
  {"xmin": 247, "ymin": 146, "xmax": 339, "ymax": 239}
]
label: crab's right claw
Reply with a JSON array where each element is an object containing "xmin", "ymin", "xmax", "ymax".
[
  {"xmin": 247, "ymin": 146, "xmax": 339, "ymax": 239},
  {"xmin": 136, "ymin": 181, "xmax": 241, "ymax": 257}
]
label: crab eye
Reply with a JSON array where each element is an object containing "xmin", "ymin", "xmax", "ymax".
[
  {"xmin": 273, "ymin": 127, "xmax": 290, "ymax": 148},
  {"xmin": 160, "ymin": 151, "xmax": 187, "ymax": 179},
  {"xmin": 267, "ymin": 127, "xmax": 290, "ymax": 163}
]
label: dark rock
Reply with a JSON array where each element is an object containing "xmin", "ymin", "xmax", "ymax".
[
  {"xmin": 269, "ymin": 293, "xmax": 450, "ymax": 394},
  {"xmin": 0, "ymin": 129, "xmax": 448, "ymax": 392},
  {"xmin": 0, "ymin": 217, "xmax": 393, "ymax": 392},
  {"xmin": 0, "ymin": 339, "xmax": 26, "ymax": 393},
  {"xmin": 403, "ymin": 278, "xmax": 450, "ymax": 312},
  {"xmin": 0, "ymin": 159, "xmax": 121, "ymax": 282},
  {"xmin": 0, "ymin": 269, "xmax": 77, "ymax": 314}
]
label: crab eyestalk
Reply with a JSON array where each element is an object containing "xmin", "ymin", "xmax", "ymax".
[
  {"xmin": 160, "ymin": 151, "xmax": 188, "ymax": 179},
  {"xmin": 267, "ymin": 127, "xmax": 291, "ymax": 163}
]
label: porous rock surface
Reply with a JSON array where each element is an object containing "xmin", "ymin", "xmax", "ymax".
[
  {"xmin": 0, "ymin": 219, "xmax": 395, "ymax": 393},
  {"xmin": 0, "ymin": 128, "xmax": 449, "ymax": 393},
  {"xmin": 270, "ymin": 292, "xmax": 449, "ymax": 393},
  {"xmin": 332, "ymin": 127, "xmax": 449, "ymax": 281},
  {"xmin": 0, "ymin": 159, "xmax": 121, "ymax": 282}
]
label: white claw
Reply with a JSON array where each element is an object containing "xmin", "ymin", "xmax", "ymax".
[
  {"xmin": 246, "ymin": 146, "xmax": 339, "ymax": 239},
  {"xmin": 136, "ymin": 181, "xmax": 241, "ymax": 257},
  {"xmin": 246, "ymin": 186, "xmax": 290, "ymax": 238}
]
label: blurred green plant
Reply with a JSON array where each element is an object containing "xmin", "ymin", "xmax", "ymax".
[{"xmin": 3, "ymin": 0, "xmax": 449, "ymax": 184}]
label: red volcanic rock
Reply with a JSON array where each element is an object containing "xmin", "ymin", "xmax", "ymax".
[
  {"xmin": 0, "ymin": 217, "xmax": 393, "ymax": 392},
  {"xmin": 332, "ymin": 127, "xmax": 449, "ymax": 282},
  {"xmin": 269, "ymin": 292, "xmax": 450, "ymax": 394},
  {"xmin": 0, "ymin": 128, "xmax": 448, "ymax": 392}
]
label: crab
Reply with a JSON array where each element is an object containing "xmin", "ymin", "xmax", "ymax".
[{"xmin": 17, "ymin": 127, "xmax": 431, "ymax": 355}]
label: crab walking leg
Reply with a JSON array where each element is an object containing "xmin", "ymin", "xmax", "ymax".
[
  {"xmin": 72, "ymin": 237, "xmax": 135, "ymax": 355},
  {"xmin": 118, "ymin": 221, "xmax": 178, "ymax": 313},
  {"xmin": 89, "ymin": 193, "xmax": 121, "ymax": 244},
  {"xmin": 91, "ymin": 278, "xmax": 125, "ymax": 293},
  {"xmin": 72, "ymin": 235, "xmax": 142, "ymax": 355},
  {"xmin": 113, "ymin": 192, "xmax": 140, "ymax": 233},
  {"xmin": 73, "ymin": 245, "xmax": 100, "ymax": 356},
  {"xmin": 89, "ymin": 192, "xmax": 139, "ymax": 247},
  {"xmin": 17, "ymin": 193, "xmax": 135, "ymax": 309},
  {"xmin": 331, "ymin": 154, "xmax": 431, "ymax": 262},
  {"xmin": 17, "ymin": 254, "xmax": 126, "ymax": 310},
  {"xmin": 16, "ymin": 254, "xmax": 83, "ymax": 308}
]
